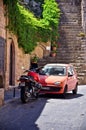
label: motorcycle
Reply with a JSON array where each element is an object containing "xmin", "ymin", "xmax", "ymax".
[{"xmin": 18, "ymin": 69, "xmax": 42, "ymax": 103}]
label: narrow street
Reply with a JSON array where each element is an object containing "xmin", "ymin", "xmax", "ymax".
[{"xmin": 0, "ymin": 85, "xmax": 86, "ymax": 130}]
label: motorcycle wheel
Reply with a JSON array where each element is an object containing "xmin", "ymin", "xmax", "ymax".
[{"xmin": 20, "ymin": 86, "xmax": 33, "ymax": 103}]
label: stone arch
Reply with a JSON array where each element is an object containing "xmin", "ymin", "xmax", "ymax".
[{"xmin": 9, "ymin": 40, "xmax": 15, "ymax": 86}]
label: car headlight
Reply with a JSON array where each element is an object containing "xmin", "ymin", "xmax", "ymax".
[{"xmin": 54, "ymin": 81, "xmax": 61, "ymax": 85}]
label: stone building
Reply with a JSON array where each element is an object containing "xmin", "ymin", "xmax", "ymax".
[
  {"xmin": 0, "ymin": 0, "xmax": 86, "ymax": 105},
  {"xmin": 0, "ymin": 0, "xmax": 50, "ymax": 92},
  {"xmin": 0, "ymin": 0, "xmax": 51, "ymax": 106},
  {"xmin": 0, "ymin": 0, "xmax": 86, "ymax": 89}
]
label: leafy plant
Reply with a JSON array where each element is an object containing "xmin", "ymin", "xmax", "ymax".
[
  {"xmin": 51, "ymin": 50, "xmax": 57, "ymax": 53},
  {"xmin": 78, "ymin": 32, "xmax": 86, "ymax": 37},
  {"xmin": 31, "ymin": 54, "xmax": 39, "ymax": 63},
  {"xmin": 51, "ymin": 43, "xmax": 58, "ymax": 47},
  {"xmin": 4, "ymin": 0, "xmax": 61, "ymax": 53}
]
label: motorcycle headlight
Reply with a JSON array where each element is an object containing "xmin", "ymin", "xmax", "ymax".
[{"xmin": 54, "ymin": 81, "xmax": 61, "ymax": 85}]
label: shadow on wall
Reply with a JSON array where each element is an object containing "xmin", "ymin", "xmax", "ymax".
[{"xmin": 0, "ymin": 36, "xmax": 6, "ymax": 88}]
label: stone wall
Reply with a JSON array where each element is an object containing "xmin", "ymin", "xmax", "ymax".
[
  {"xmin": 0, "ymin": 0, "xmax": 5, "ymax": 87},
  {"xmin": 0, "ymin": 0, "xmax": 5, "ymax": 106},
  {"xmin": 56, "ymin": 0, "xmax": 86, "ymax": 84},
  {"xmin": 57, "ymin": 0, "xmax": 86, "ymax": 84}
]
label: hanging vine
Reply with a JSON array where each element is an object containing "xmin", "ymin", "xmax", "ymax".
[{"xmin": 4, "ymin": 0, "xmax": 61, "ymax": 53}]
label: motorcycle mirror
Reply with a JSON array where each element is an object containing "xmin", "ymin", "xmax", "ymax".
[{"xmin": 23, "ymin": 70, "xmax": 30, "ymax": 73}]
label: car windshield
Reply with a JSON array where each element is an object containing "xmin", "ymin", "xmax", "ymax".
[{"xmin": 39, "ymin": 65, "xmax": 66, "ymax": 76}]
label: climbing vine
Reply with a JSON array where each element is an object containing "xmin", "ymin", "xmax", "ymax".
[{"xmin": 4, "ymin": 0, "xmax": 61, "ymax": 53}]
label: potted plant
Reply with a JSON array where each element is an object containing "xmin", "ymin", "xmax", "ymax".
[
  {"xmin": 31, "ymin": 54, "xmax": 39, "ymax": 63},
  {"xmin": 30, "ymin": 54, "xmax": 39, "ymax": 69},
  {"xmin": 51, "ymin": 43, "xmax": 58, "ymax": 50},
  {"xmin": 51, "ymin": 50, "xmax": 57, "ymax": 57},
  {"xmin": 78, "ymin": 32, "xmax": 86, "ymax": 39}
]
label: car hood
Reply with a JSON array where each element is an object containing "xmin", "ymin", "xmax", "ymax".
[{"xmin": 38, "ymin": 75, "xmax": 67, "ymax": 84}]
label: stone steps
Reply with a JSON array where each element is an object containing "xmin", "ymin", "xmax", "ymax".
[{"xmin": 38, "ymin": 1, "xmax": 86, "ymax": 84}]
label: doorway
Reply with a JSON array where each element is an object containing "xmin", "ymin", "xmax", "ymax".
[{"xmin": 9, "ymin": 41, "xmax": 15, "ymax": 86}]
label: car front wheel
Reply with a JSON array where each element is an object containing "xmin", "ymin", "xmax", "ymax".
[
  {"xmin": 62, "ymin": 86, "xmax": 67, "ymax": 98},
  {"xmin": 72, "ymin": 84, "xmax": 78, "ymax": 94}
]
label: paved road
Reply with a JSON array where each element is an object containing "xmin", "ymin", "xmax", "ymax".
[{"xmin": 0, "ymin": 85, "xmax": 86, "ymax": 130}]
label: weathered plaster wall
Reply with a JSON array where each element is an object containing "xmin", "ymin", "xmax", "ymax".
[
  {"xmin": 5, "ymin": 31, "xmax": 44, "ymax": 89},
  {"xmin": 2, "ymin": 0, "xmax": 45, "ymax": 89}
]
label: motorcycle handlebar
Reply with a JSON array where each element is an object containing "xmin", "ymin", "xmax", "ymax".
[{"xmin": 23, "ymin": 67, "xmax": 43, "ymax": 73}]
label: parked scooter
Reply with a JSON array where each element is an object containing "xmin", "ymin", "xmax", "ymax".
[{"xmin": 18, "ymin": 69, "xmax": 42, "ymax": 103}]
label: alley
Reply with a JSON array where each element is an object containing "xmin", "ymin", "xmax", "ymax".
[{"xmin": 0, "ymin": 85, "xmax": 86, "ymax": 130}]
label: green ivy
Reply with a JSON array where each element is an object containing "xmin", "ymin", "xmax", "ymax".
[{"xmin": 4, "ymin": 0, "xmax": 61, "ymax": 53}]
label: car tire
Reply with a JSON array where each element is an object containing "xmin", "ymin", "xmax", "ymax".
[
  {"xmin": 72, "ymin": 84, "xmax": 78, "ymax": 94},
  {"xmin": 62, "ymin": 86, "xmax": 67, "ymax": 98}
]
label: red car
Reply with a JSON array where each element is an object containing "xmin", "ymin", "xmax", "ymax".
[{"xmin": 29, "ymin": 63, "xmax": 78, "ymax": 97}]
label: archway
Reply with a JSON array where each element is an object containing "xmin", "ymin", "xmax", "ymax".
[{"xmin": 9, "ymin": 41, "xmax": 15, "ymax": 86}]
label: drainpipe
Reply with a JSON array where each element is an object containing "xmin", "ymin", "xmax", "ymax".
[{"xmin": 81, "ymin": 0, "xmax": 86, "ymax": 32}]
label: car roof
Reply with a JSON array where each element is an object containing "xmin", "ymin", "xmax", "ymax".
[{"xmin": 44, "ymin": 63, "xmax": 72, "ymax": 67}]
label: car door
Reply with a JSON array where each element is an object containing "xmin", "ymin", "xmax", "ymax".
[
  {"xmin": 67, "ymin": 66, "xmax": 75, "ymax": 91},
  {"xmin": 70, "ymin": 66, "xmax": 77, "ymax": 89}
]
